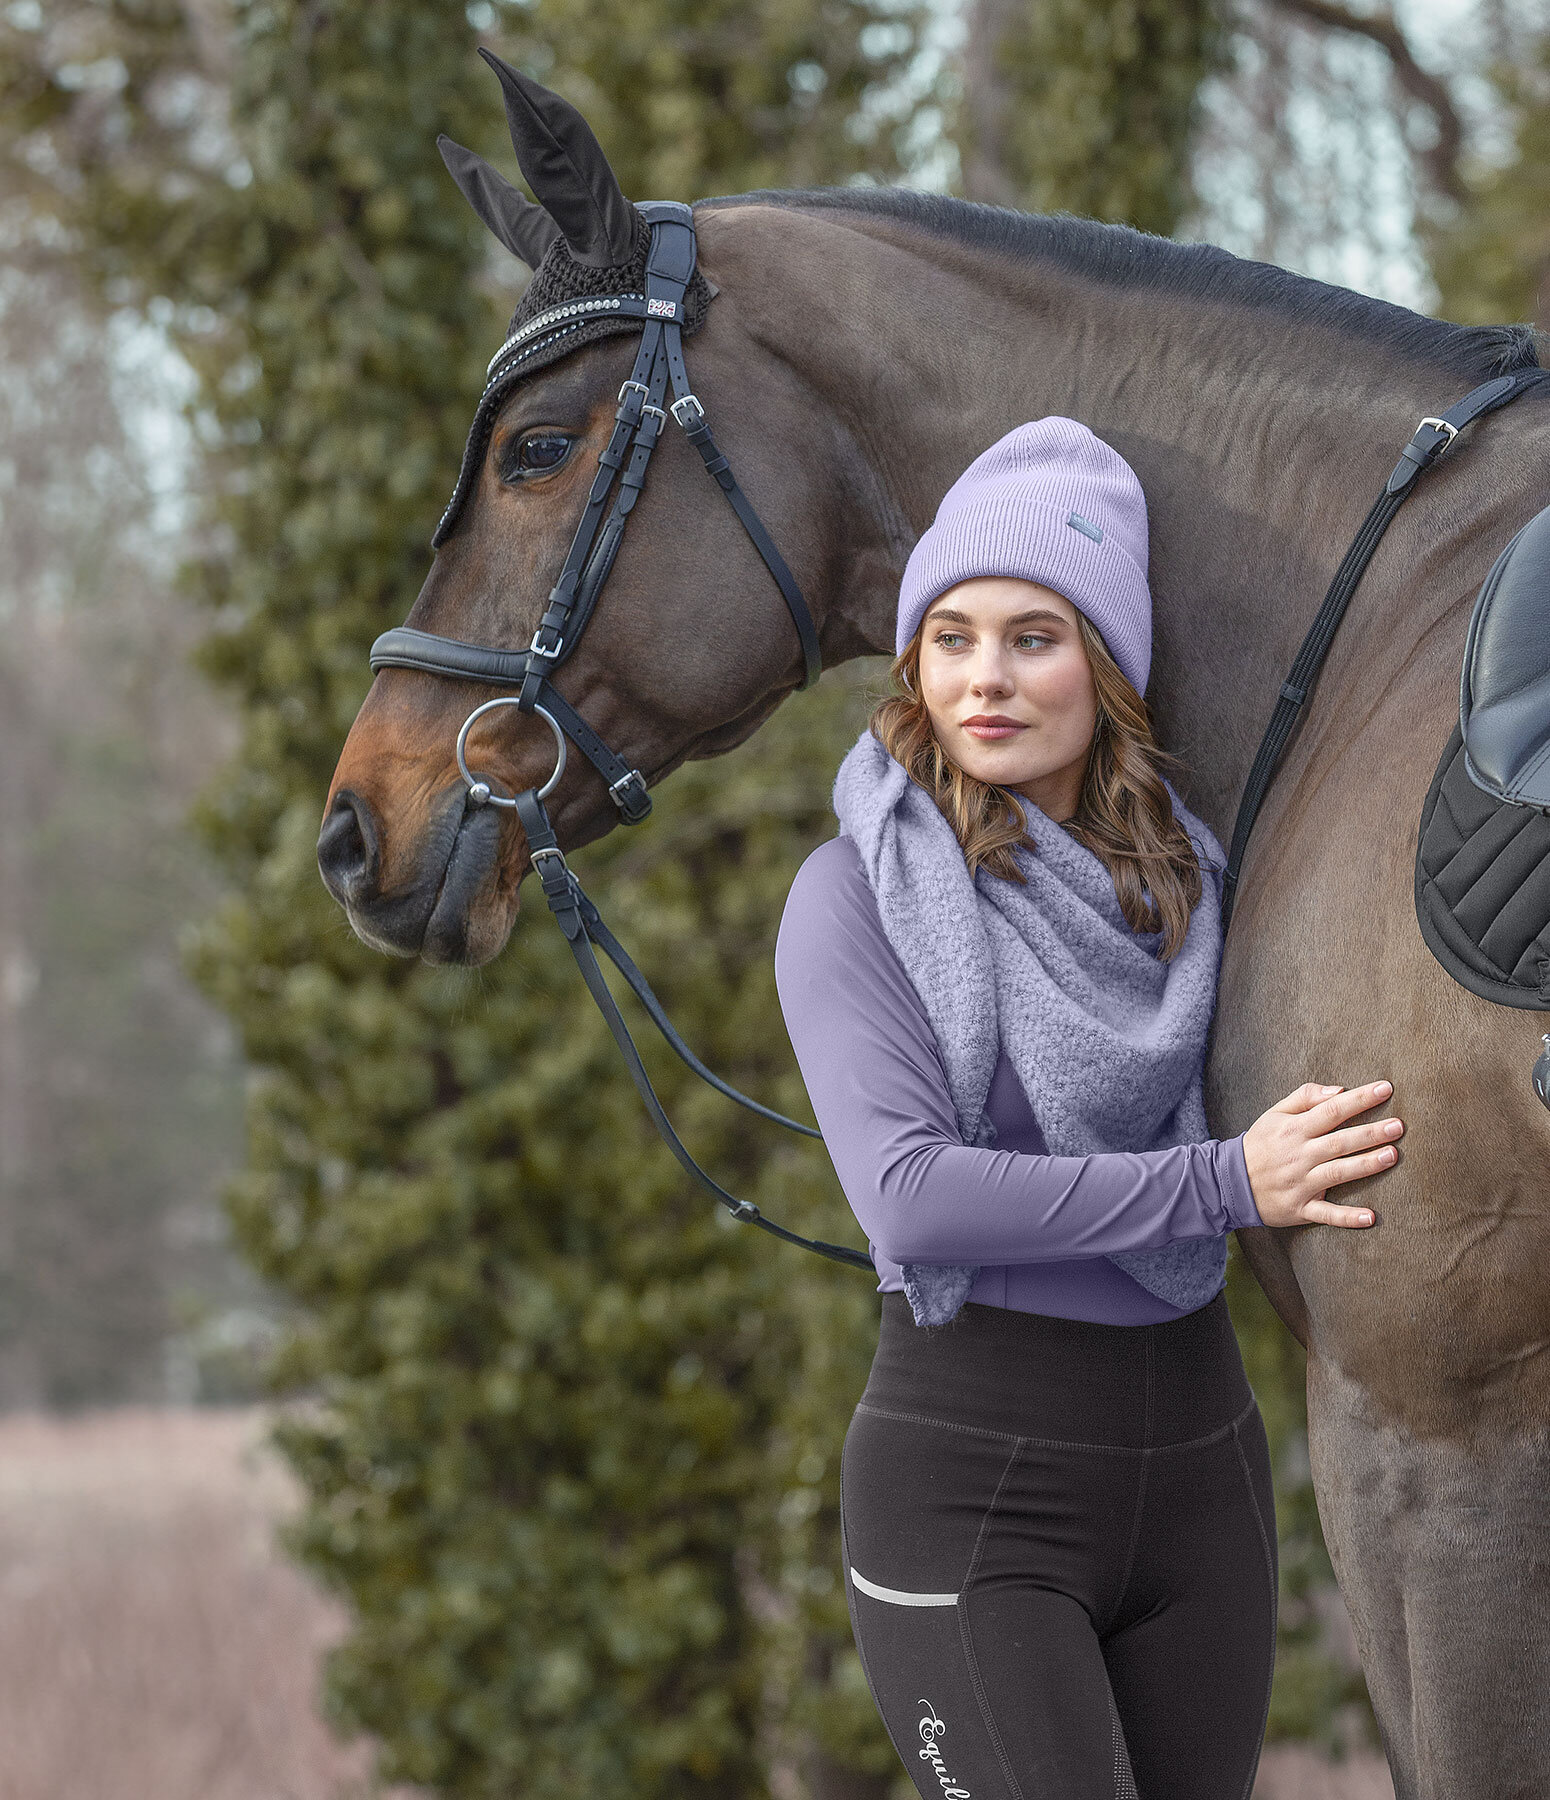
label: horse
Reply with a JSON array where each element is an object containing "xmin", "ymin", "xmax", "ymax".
[{"xmin": 318, "ymin": 62, "xmax": 1550, "ymax": 1800}]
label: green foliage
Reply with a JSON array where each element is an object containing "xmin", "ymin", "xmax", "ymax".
[
  {"xmin": 963, "ymin": 0, "xmax": 1223, "ymax": 233},
  {"xmin": 1427, "ymin": 47, "xmax": 1550, "ymax": 328},
  {"xmin": 492, "ymin": 0, "xmax": 923, "ymax": 195},
  {"xmin": 193, "ymin": 667, "xmax": 887, "ymax": 1794},
  {"xmin": 1043, "ymin": 0, "xmax": 1222, "ymax": 231}
]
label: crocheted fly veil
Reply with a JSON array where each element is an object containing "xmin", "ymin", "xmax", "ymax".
[{"xmin": 431, "ymin": 49, "xmax": 714, "ymax": 549}]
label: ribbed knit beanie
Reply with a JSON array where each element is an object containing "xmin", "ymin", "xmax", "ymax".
[{"xmin": 897, "ymin": 417, "xmax": 1152, "ymax": 696}]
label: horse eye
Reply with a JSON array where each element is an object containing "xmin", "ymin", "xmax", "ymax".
[{"xmin": 512, "ymin": 432, "xmax": 572, "ymax": 476}]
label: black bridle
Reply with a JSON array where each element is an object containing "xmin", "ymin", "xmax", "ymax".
[
  {"xmin": 368, "ymin": 202, "xmax": 872, "ymax": 1272},
  {"xmin": 366, "ymin": 195, "xmax": 1547, "ymax": 1276},
  {"xmin": 371, "ymin": 201, "xmax": 821, "ymax": 821}
]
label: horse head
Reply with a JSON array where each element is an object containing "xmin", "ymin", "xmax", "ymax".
[{"xmin": 318, "ymin": 52, "xmax": 878, "ymax": 965}]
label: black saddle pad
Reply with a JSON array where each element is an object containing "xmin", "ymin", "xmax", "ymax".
[{"xmin": 1416, "ymin": 501, "xmax": 1550, "ymax": 1008}]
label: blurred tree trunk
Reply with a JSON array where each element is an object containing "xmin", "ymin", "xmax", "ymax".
[
  {"xmin": 0, "ymin": 593, "xmax": 41, "ymax": 1407},
  {"xmin": 960, "ymin": 0, "xmax": 1021, "ymax": 206},
  {"xmin": 0, "ymin": 242, "xmax": 248, "ymax": 1408}
]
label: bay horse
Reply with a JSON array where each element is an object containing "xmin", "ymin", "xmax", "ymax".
[{"xmin": 318, "ymin": 65, "xmax": 1550, "ymax": 1800}]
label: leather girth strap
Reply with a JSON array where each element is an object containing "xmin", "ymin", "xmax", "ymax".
[{"xmin": 1221, "ymin": 368, "xmax": 1550, "ymax": 931}]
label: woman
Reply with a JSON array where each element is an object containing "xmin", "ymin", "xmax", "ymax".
[{"xmin": 773, "ymin": 418, "xmax": 1403, "ymax": 1800}]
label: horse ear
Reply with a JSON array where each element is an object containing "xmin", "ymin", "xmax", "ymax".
[
  {"xmin": 437, "ymin": 135, "xmax": 562, "ymax": 269},
  {"xmin": 476, "ymin": 47, "xmax": 637, "ymax": 271}
]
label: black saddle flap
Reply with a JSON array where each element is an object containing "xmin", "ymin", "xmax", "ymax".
[
  {"xmin": 1415, "ymin": 725, "xmax": 1550, "ymax": 1007},
  {"xmin": 1417, "ymin": 501, "xmax": 1550, "ymax": 1009},
  {"xmin": 1461, "ymin": 501, "xmax": 1550, "ymax": 808}
]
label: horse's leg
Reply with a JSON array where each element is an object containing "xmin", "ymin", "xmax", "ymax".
[{"xmin": 1306, "ymin": 1351, "xmax": 1550, "ymax": 1800}]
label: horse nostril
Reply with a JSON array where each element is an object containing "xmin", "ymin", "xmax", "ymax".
[{"xmin": 317, "ymin": 791, "xmax": 380, "ymax": 905}]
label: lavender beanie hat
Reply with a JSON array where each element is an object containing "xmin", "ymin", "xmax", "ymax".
[{"xmin": 897, "ymin": 418, "xmax": 1152, "ymax": 696}]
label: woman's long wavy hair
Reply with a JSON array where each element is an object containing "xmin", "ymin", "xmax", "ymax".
[{"xmin": 870, "ymin": 610, "xmax": 1205, "ymax": 961}]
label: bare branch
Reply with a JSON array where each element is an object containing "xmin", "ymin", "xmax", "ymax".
[{"xmin": 1270, "ymin": 0, "xmax": 1465, "ymax": 201}]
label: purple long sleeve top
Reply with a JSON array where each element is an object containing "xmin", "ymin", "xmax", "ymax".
[{"xmin": 773, "ymin": 835, "xmax": 1263, "ymax": 1326}]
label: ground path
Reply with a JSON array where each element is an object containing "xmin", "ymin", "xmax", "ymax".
[{"xmin": 0, "ymin": 1408, "xmax": 1392, "ymax": 1799}]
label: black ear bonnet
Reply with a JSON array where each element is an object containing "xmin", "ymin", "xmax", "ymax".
[
  {"xmin": 431, "ymin": 218, "xmax": 714, "ymax": 548},
  {"xmin": 432, "ymin": 52, "xmax": 715, "ymax": 548}
]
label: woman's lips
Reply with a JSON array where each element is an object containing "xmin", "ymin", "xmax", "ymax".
[{"xmin": 961, "ymin": 718, "xmax": 1027, "ymax": 741}]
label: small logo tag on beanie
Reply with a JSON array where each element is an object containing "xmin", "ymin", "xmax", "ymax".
[{"xmin": 1067, "ymin": 511, "xmax": 1104, "ymax": 543}]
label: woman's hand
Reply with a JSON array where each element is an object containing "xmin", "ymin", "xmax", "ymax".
[{"xmin": 1241, "ymin": 1081, "xmax": 1402, "ymax": 1229}]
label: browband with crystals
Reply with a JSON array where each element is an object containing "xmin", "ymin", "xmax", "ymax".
[
  {"xmin": 386, "ymin": 201, "xmax": 821, "ymax": 707},
  {"xmin": 485, "ymin": 292, "xmax": 649, "ymax": 379}
]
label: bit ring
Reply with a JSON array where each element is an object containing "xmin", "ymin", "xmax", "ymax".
[{"xmin": 456, "ymin": 699, "xmax": 566, "ymax": 809}]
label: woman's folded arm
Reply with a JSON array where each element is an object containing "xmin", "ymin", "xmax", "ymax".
[{"xmin": 774, "ymin": 836, "xmax": 1261, "ymax": 1268}]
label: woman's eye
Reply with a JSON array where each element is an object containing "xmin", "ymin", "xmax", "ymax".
[
  {"xmin": 510, "ymin": 432, "xmax": 573, "ymax": 476},
  {"xmin": 1015, "ymin": 634, "xmax": 1051, "ymax": 649},
  {"xmin": 934, "ymin": 632, "xmax": 964, "ymax": 648}
]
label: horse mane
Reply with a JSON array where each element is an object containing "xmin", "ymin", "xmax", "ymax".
[{"xmin": 698, "ymin": 186, "xmax": 1541, "ymax": 382}]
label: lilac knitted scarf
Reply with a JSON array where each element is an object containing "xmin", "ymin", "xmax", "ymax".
[{"xmin": 832, "ymin": 727, "xmax": 1232, "ymax": 1327}]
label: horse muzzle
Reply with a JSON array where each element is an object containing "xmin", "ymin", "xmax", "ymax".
[{"xmin": 317, "ymin": 784, "xmax": 514, "ymax": 965}]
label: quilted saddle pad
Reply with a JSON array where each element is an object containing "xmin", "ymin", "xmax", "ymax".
[
  {"xmin": 1416, "ymin": 723, "xmax": 1550, "ymax": 1007},
  {"xmin": 1415, "ymin": 501, "xmax": 1550, "ymax": 1009}
]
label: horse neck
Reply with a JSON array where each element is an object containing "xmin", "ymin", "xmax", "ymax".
[{"xmin": 704, "ymin": 201, "xmax": 1548, "ymax": 827}]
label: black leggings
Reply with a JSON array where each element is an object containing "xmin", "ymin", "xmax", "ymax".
[{"xmin": 840, "ymin": 1290, "xmax": 1277, "ymax": 1800}]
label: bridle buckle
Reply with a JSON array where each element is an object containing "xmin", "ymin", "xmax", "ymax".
[
  {"xmin": 607, "ymin": 767, "xmax": 650, "ymax": 821},
  {"xmin": 1417, "ymin": 416, "xmax": 1459, "ymax": 451},
  {"xmin": 528, "ymin": 625, "xmax": 565, "ymax": 662},
  {"xmin": 670, "ymin": 393, "xmax": 705, "ymax": 429}
]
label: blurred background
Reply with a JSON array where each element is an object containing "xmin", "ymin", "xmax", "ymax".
[{"xmin": 0, "ymin": 1, "xmax": 1543, "ymax": 1795}]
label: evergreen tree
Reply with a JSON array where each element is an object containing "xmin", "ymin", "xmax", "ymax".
[
  {"xmin": 495, "ymin": 0, "xmax": 923, "ymax": 195},
  {"xmin": 959, "ymin": 0, "xmax": 1222, "ymax": 231},
  {"xmin": 3, "ymin": 1, "xmax": 922, "ymax": 1791},
  {"xmin": 1427, "ymin": 41, "xmax": 1550, "ymax": 331}
]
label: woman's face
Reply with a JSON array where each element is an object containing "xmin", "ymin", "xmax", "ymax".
[{"xmin": 916, "ymin": 576, "xmax": 1098, "ymax": 824}]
